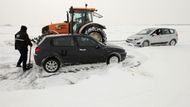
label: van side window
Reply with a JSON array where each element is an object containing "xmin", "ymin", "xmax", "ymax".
[
  {"xmin": 53, "ymin": 37, "xmax": 74, "ymax": 47},
  {"xmin": 161, "ymin": 29, "xmax": 170, "ymax": 35},
  {"xmin": 151, "ymin": 29, "xmax": 161, "ymax": 36},
  {"xmin": 169, "ymin": 29, "xmax": 175, "ymax": 34}
]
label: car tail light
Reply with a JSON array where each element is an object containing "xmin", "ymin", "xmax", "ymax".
[{"xmin": 35, "ymin": 47, "xmax": 41, "ymax": 54}]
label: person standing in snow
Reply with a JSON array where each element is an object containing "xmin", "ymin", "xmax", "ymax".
[{"xmin": 15, "ymin": 25, "xmax": 33, "ymax": 71}]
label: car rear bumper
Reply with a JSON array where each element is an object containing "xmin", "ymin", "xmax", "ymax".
[{"xmin": 34, "ymin": 54, "xmax": 43, "ymax": 66}]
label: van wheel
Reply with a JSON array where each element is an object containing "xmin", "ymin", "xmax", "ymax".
[
  {"xmin": 169, "ymin": 39, "xmax": 176, "ymax": 46},
  {"xmin": 43, "ymin": 58, "xmax": 60, "ymax": 73},
  {"xmin": 107, "ymin": 55, "xmax": 120, "ymax": 64},
  {"xmin": 142, "ymin": 41, "xmax": 149, "ymax": 47}
]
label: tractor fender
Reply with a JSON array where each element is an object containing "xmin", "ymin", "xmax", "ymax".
[{"xmin": 79, "ymin": 22, "xmax": 106, "ymax": 33}]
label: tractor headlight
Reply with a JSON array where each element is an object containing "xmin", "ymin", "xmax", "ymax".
[{"xmin": 134, "ymin": 37, "xmax": 143, "ymax": 41}]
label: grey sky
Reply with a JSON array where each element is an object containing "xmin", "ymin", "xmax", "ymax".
[{"xmin": 0, "ymin": 0, "xmax": 190, "ymax": 25}]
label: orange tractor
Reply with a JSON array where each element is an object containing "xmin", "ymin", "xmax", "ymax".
[{"xmin": 33, "ymin": 4, "xmax": 107, "ymax": 44}]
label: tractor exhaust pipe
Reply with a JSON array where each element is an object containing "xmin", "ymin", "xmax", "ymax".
[{"xmin": 70, "ymin": 6, "xmax": 74, "ymax": 35}]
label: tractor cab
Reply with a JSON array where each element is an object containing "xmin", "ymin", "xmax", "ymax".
[{"xmin": 68, "ymin": 6, "xmax": 102, "ymax": 34}]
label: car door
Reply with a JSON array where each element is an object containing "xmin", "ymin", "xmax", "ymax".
[
  {"xmin": 160, "ymin": 28, "xmax": 173, "ymax": 43},
  {"xmin": 75, "ymin": 36, "xmax": 105, "ymax": 64},
  {"xmin": 149, "ymin": 29, "xmax": 163, "ymax": 45},
  {"xmin": 52, "ymin": 36, "xmax": 79, "ymax": 64}
]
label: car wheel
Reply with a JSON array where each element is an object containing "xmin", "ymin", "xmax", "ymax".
[
  {"xmin": 43, "ymin": 58, "xmax": 60, "ymax": 73},
  {"xmin": 107, "ymin": 55, "xmax": 120, "ymax": 64},
  {"xmin": 169, "ymin": 39, "xmax": 176, "ymax": 46},
  {"xmin": 142, "ymin": 41, "xmax": 149, "ymax": 47}
]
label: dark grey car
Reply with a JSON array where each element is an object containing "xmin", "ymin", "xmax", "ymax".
[{"xmin": 34, "ymin": 34, "xmax": 126, "ymax": 73}]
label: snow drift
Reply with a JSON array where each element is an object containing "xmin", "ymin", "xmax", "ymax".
[{"xmin": 0, "ymin": 25, "xmax": 190, "ymax": 107}]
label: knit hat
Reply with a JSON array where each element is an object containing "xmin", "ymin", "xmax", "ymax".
[{"xmin": 21, "ymin": 25, "xmax": 27, "ymax": 31}]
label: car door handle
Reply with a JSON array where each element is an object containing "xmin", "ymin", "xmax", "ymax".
[
  {"xmin": 79, "ymin": 49, "xmax": 87, "ymax": 51},
  {"xmin": 61, "ymin": 50, "xmax": 67, "ymax": 56}
]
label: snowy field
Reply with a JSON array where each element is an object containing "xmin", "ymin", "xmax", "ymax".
[{"xmin": 0, "ymin": 24, "xmax": 190, "ymax": 107}]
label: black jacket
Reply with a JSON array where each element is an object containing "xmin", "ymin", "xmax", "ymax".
[{"xmin": 15, "ymin": 26, "xmax": 32, "ymax": 51}]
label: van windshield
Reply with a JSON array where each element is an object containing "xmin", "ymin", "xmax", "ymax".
[{"xmin": 137, "ymin": 29, "xmax": 155, "ymax": 35}]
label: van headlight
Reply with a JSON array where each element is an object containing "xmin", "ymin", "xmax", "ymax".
[{"xmin": 134, "ymin": 37, "xmax": 143, "ymax": 41}]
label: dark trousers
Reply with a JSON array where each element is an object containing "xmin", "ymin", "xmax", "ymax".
[{"xmin": 17, "ymin": 49, "xmax": 28, "ymax": 70}]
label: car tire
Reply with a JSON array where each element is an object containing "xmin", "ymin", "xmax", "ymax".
[
  {"xmin": 107, "ymin": 55, "xmax": 120, "ymax": 64},
  {"xmin": 169, "ymin": 39, "xmax": 177, "ymax": 46},
  {"xmin": 142, "ymin": 41, "xmax": 149, "ymax": 47},
  {"xmin": 43, "ymin": 58, "xmax": 60, "ymax": 73}
]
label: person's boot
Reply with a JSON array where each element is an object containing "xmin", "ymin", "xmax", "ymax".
[
  {"xmin": 23, "ymin": 67, "xmax": 30, "ymax": 72},
  {"xmin": 16, "ymin": 64, "xmax": 21, "ymax": 67}
]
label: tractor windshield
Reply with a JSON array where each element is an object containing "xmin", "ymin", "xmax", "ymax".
[
  {"xmin": 72, "ymin": 11, "xmax": 93, "ymax": 23},
  {"xmin": 71, "ymin": 11, "xmax": 93, "ymax": 33}
]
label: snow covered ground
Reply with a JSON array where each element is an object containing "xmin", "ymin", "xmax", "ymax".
[{"xmin": 0, "ymin": 24, "xmax": 190, "ymax": 107}]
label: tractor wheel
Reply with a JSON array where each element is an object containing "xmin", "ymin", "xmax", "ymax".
[{"xmin": 84, "ymin": 26, "xmax": 107, "ymax": 43}]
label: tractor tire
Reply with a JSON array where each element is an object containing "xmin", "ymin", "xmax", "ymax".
[{"xmin": 84, "ymin": 26, "xmax": 107, "ymax": 43}]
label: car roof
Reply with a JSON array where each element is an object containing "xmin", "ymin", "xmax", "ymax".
[
  {"xmin": 147, "ymin": 27, "xmax": 158, "ymax": 30},
  {"xmin": 146, "ymin": 27, "xmax": 176, "ymax": 30},
  {"xmin": 45, "ymin": 34, "xmax": 86, "ymax": 38},
  {"xmin": 141, "ymin": 28, "xmax": 157, "ymax": 31}
]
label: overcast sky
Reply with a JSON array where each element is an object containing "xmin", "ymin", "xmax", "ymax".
[{"xmin": 0, "ymin": 0, "xmax": 190, "ymax": 26}]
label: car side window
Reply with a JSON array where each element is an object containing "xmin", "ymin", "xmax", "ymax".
[
  {"xmin": 53, "ymin": 37, "xmax": 74, "ymax": 47},
  {"xmin": 161, "ymin": 29, "xmax": 170, "ymax": 35},
  {"xmin": 76, "ymin": 37, "xmax": 97, "ymax": 47}
]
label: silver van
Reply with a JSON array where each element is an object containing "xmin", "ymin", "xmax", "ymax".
[{"xmin": 126, "ymin": 28, "xmax": 178, "ymax": 47}]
